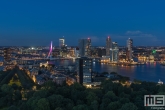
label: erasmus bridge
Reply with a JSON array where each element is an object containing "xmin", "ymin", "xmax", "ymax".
[
  {"xmin": 47, "ymin": 41, "xmax": 53, "ymax": 59},
  {"xmin": 45, "ymin": 41, "xmax": 72, "ymax": 60}
]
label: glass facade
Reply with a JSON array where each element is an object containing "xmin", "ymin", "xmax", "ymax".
[
  {"xmin": 110, "ymin": 42, "xmax": 119, "ymax": 62},
  {"xmin": 76, "ymin": 57, "xmax": 92, "ymax": 84},
  {"xmin": 78, "ymin": 39, "xmax": 91, "ymax": 57}
]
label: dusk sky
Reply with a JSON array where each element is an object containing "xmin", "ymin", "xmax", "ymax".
[{"xmin": 0, "ymin": 0, "xmax": 165, "ymax": 46}]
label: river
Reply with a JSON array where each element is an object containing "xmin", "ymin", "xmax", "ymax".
[
  {"xmin": 1, "ymin": 56, "xmax": 165, "ymax": 83},
  {"xmin": 56, "ymin": 60, "xmax": 165, "ymax": 83}
]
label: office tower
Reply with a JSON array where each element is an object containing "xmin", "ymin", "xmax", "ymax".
[
  {"xmin": 59, "ymin": 37, "xmax": 65, "ymax": 48},
  {"xmin": 4, "ymin": 48, "xmax": 11, "ymax": 62},
  {"xmin": 78, "ymin": 38, "xmax": 91, "ymax": 57},
  {"xmin": 127, "ymin": 38, "xmax": 133, "ymax": 60},
  {"xmin": 126, "ymin": 48, "xmax": 130, "ymax": 60},
  {"xmin": 76, "ymin": 57, "xmax": 92, "ymax": 84},
  {"xmin": 60, "ymin": 45, "xmax": 68, "ymax": 57},
  {"xmin": 110, "ymin": 42, "xmax": 119, "ymax": 62},
  {"xmin": 74, "ymin": 47, "xmax": 79, "ymax": 58},
  {"xmin": 106, "ymin": 36, "xmax": 112, "ymax": 56},
  {"xmin": 96, "ymin": 47, "xmax": 106, "ymax": 57}
]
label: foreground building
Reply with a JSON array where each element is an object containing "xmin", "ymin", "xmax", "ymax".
[{"xmin": 76, "ymin": 57, "xmax": 92, "ymax": 84}]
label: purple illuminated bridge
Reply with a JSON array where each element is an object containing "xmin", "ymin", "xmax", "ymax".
[{"xmin": 47, "ymin": 41, "xmax": 53, "ymax": 58}]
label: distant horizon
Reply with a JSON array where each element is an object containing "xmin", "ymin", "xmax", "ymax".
[{"xmin": 0, "ymin": 45, "xmax": 165, "ymax": 47}]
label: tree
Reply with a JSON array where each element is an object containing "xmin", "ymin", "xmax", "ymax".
[
  {"xmin": 70, "ymin": 89, "xmax": 86, "ymax": 104},
  {"xmin": 119, "ymin": 98, "xmax": 130, "ymax": 104},
  {"xmin": 90, "ymin": 89, "xmax": 103, "ymax": 102},
  {"xmin": 55, "ymin": 107, "xmax": 63, "ymax": 110},
  {"xmin": 47, "ymin": 94, "xmax": 64, "ymax": 109},
  {"xmin": 19, "ymin": 102, "xmax": 28, "ymax": 110},
  {"xmin": 86, "ymin": 92, "xmax": 98, "ymax": 105},
  {"xmin": 42, "ymin": 80, "xmax": 54, "ymax": 90},
  {"xmin": 73, "ymin": 104, "xmax": 89, "ymax": 110},
  {"xmin": 70, "ymin": 83, "xmax": 85, "ymax": 91},
  {"xmin": 101, "ymin": 80, "xmax": 113, "ymax": 93},
  {"xmin": 62, "ymin": 98, "xmax": 74, "ymax": 110},
  {"xmin": 33, "ymin": 90, "xmax": 48, "ymax": 98},
  {"xmin": 13, "ymin": 90, "xmax": 22, "ymax": 101},
  {"xmin": 119, "ymin": 92, "xmax": 130, "ymax": 98},
  {"xmin": 104, "ymin": 91, "xmax": 118, "ymax": 102},
  {"xmin": 134, "ymin": 97, "xmax": 144, "ymax": 110},
  {"xmin": 157, "ymin": 92, "xmax": 165, "ymax": 95},
  {"xmin": 107, "ymin": 101, "xmax": 121, "ymax": 110},
  {"xmin": 120, "ymin": 103, "xmax": 138, "ymax": 110},
  {"xmin": 123, "ymin": 86, "xmax": 132, "ymax": 94},
  {"xmin": 26, "ymin": 97, "xmax": 40, "ymax": 110},
  {"xmin": 36, "ymin": 98, "xmax": 50, "ymax": 110},
  {"xmin": 55, "ymin": 86, "xmax": 70, "ymax": 98},
  {"xmin": 159, "ymin": 85, "xmax": 165, "ymax": 92},
  {"xmin": 90, "ymin": 100, "xmax": 99, "ymax": 110},
  {"xmin": 26, "ymin": 90, "xmax": 35, "ymax": 99},
  {"xmin": 8, "ymin": 105, "xmax": 19, "ymax": 110},
  {"xmin": 100, "ymin": 91, "xmax": 118, "ymax": 110},
  {"xmin": 1, "ymin": 84, "xmax": 13, "ymax": 94},
  {"xmin": 11, "ymin": 84, "xmax": 18, "ymax": 90}
]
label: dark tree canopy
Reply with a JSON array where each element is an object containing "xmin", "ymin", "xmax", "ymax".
[{"xmin": 0, "ymin": 69, "xmax": 162, "ymax": 110}]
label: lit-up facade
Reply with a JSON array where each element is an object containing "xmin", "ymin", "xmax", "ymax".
[
  {"xmin": 127, "ymin": 38, "xmax": 133, "ymax": 60},
  {"xmin": 47, "ymin": 41, "xmax": 53, "ymax": 58},
  {"xmin": 59, "ymin": 37, "xmax": 65, "ymax": 48},
  {"xmin": 78, "ymin": 38, "xmax": 91, "ymax": 57},
  {"xmin": 76, "ymin": 57, "xmax": 92, "ymax": 84},
  {"xmin": 4, "ymin": 48, "xmax": 11, "ymax": 62},
  {"xmin": 110, "ymin": 42, "xmax": 119, "ymax": 62},
  {"xmin": 106, "ymin": 36, "xmax": 112, "ymax": 56}
]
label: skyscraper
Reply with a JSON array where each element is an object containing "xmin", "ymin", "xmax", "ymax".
[
  {"xmin": 76, "ymin": 57, "xmax": 92, "ymax": 84},
  {"xmin": 110, "ymin": 42, "xmax": 119, "ymax": 62},
  {"xmin": 78, "ymin": 38, "xmax": 91, "ymax": 57},
  {"xmin": 4, "ymin": 48, "xmax": 11, "ymax": 62},
  {"xmin": 106, "ymin": 36, "xmax": 112, "ymax": 56},
  {"xmin": 127, "ymin": 38, "xmax": 133, "ymax": 60},
  {"xmin": 59, "ymin": 37, "xmax": 65, "ymax": 48}
]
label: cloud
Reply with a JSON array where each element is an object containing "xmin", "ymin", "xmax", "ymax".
[
  {"xmin": 111, "ymin": 31, "xmax": 164, "ymax": 46},
  {"xmin": 126, "ymin": 30, "xmax": 142, "ymax": 35},
  {"xmin": 124, "ymin": 31, "xmax": 157, "ymax": 41}
]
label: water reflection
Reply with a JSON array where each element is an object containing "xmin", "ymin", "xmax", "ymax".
[{"xmin": 56, "ymin": 60, "xmax": 165, "ymax": 83}]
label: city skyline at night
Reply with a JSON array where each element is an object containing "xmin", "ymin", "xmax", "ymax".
[{"xmin": 1, "ymin": 1, "xmax": 165, "ymax": 110}]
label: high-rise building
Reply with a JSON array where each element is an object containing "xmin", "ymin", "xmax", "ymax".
[
  {"xmin": 4, "ymin": 48, "xmax": 11, "ymax": 62},
  {"xmin": 110, "ymin": 42, "xmax": 119, "ymax": 62},
  {"xmin": 60, "ymin": 45, "xmax": 68, "ymax": 57},
  {"xmin": 74, "ymin": 47, "xmax": 79, "ymax": 58},
  {"xmin": 76, "ymin": 57, "xmax": 92, "ymax": 84},
  {"xmin": 127, "ymin": 38, "xmax": 133, "ymax": 60},
  {"xmin": 59, "ymin": 37, "xmax": 65, "ymax": 48},
  {"xmin": 106, "ymin": 36, "xmax": 112, "ymax": 56},
  {"xmin": 78, "ymin": 38, "xmax": 91, "ymax": 57},
  {"xmin": 96, "ymin": 47, "xmax": 106, "ymax": 57}
]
